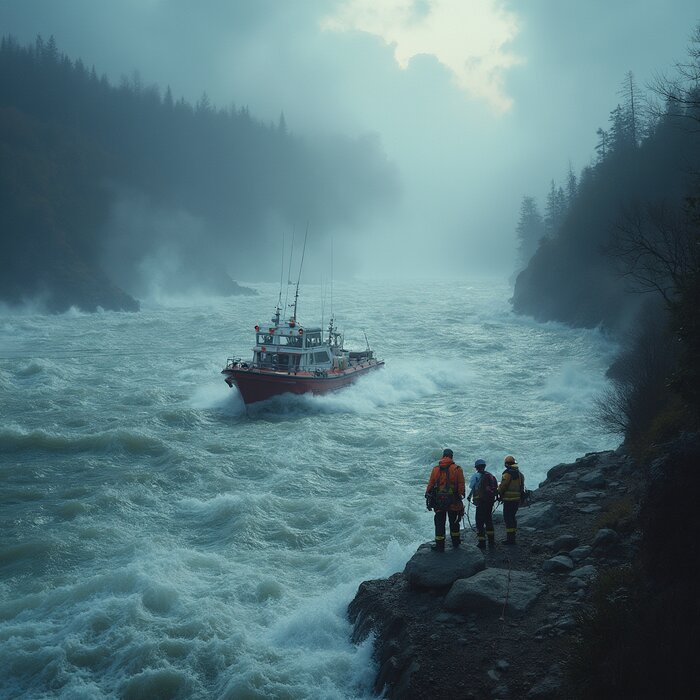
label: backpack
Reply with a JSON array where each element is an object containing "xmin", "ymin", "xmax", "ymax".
[
  {"xmin": 474, "ymin": 471, "xmax": 497, "ymax": 502},
  {"xmin": 430, "ymin": 465, "xmax": 459, "ymax": 510}
]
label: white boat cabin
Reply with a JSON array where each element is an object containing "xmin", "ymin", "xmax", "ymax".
[{"xmin": 252, "ymin": 320, "xmax": 349, "ymax": 373}]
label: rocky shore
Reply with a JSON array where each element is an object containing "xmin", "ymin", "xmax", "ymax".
[{"xmin": 348, "ymin": 448, "xmax": 640, "ymax": 699}]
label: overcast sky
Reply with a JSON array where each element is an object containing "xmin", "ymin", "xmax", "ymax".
[{"xmin": 1, "ymin": 0, "xmax": 698, "ymax": 278}]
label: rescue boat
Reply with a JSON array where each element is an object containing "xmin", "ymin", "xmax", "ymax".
[{"xmin": 221, "ymin": 298, "xmax": 384, "ymax": 405}]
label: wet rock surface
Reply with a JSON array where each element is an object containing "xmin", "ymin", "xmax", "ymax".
[{"xmin": 347, "ymin": 447, "xmax": 640, "ymax": 699}]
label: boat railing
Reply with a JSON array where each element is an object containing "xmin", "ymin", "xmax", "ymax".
[
  {"xmin": 225, "ymin": 357, "xmax": 248, "ymax": 370},
  {"xmin": 225, "ymin": 355, "xmax": 380, "ymax": 375},
  {"xmin": 226, "ymin": 357, "xmax": 307, "ymax": 374}
]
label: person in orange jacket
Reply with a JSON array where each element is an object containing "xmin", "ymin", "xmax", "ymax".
[{"xmin": 425, "ymin": 448, "xmax": 465, "ymax": 552}]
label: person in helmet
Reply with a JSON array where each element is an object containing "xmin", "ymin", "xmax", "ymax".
[
  {"xmin": 425, "ymin": 449, "xmax": 465, "ymax": 552},
  {"xmin": 498, "ymin": 455, "xmax": 524, "ymax": 545},
  {"xmin": 467, "ymin": 459, "xmax": 498, "ymax": 549}
]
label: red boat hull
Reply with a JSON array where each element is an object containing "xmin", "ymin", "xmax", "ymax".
[{"xmin": 222, "ymin": 361, "xmax": 384, "ymax": 404}]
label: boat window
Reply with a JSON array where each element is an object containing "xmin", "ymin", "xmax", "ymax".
[
  {"xmin": 313, "ymin": 351, "xmax": 331, "ymax": 364},
  {"xmin": 257, "ymin": 333, "xmax": 275, "ymax": 345},
  {"xmin": 288, "ymin": 335, "xmax": 302, "ymax": 347},
  {"xmin": 305, "ymin": 332, "xmax": 323, "ymax": 348}
]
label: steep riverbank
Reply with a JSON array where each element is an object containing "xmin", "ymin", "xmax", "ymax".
[{"xmin": 348, "ymin": 448, "xmax": 641, "ymax": 699}]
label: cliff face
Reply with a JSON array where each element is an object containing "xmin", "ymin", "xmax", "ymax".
[
  {"xmin": 0, "ymin": 237, "xmax": 141, "ymax": 313},
  {"xmin": 348, "ymin": 449, "xmax": 640, "ymax": 699}
]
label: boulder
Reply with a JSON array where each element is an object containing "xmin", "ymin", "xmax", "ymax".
[
  {"xmin": 578, "ymin": 469, "xmax": 606, "ymax": 488},
  {"xmin": 518, "ymin": 502, "xmax": 560, "ymax": 529},
  {"xmin": 592, "ymin": 528, "xmax": 619, "ymax": 550},
  {"xmin": 569, "ymin": 564, "xmax": 597, "ymax": 580},
  {"xmin": 403, "ymin": 543, "xmax": 485, "ymax": 591},
  {"xmin": 552, "ymin": 534, "xmax": 579, "ymax": 552},
  {"xmin": 542, "ymin": 555, "xmax": 575, "ymax": 573},
  {"xmin": 444, "ymin": 568, "xmax": 544, "ymax": 616},
  {"xmin": 569, "ymin": 545, "xmax": 592, "ymax": 563},
  {"xmin": 542, "ymin": 462, "xmax": 571, "ymax": 484},
  {"xmin": 599, "ymin": 448, "xmax": 627, "ymax": 473}
]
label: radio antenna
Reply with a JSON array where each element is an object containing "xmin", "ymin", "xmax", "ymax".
[
  {"xmin": 320, "ymin": 272, "xmax": 326, "ymax": 331},
  {"xmin": 284, "ymin": 224, "xmax": 295, "ymax": 314},
  {"xmin": 291, "ymin": 222, "xmax": 308, "ymax": 323},
  {"xmin": 327, "ymin": 236, "xmax": 335, "ymax": 343},
  {"xmin": 274, "ymin": 232, "xmax": 284, "ymax": 325}
]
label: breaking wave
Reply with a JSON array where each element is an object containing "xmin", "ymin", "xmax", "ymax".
[{"xmin": 0, "ymin": 278, "xmax": 617, "ymax": 698}]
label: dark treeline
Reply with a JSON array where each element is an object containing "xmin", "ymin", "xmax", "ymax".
[
  {"xmin": 513, "ymin": 27, "xmax": 700, "ymax": 698},
  {"xmin": 0, "ymin": 35, "xmax": 398, "ymax": 310},
  {"xmin": 512, "ymin": 29, "xmax": 700, "ymax": 443},
  {"xmin": 513, "ymin": 71, "xmax": 699, "ymax": 330}
]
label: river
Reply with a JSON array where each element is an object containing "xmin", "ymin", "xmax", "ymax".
[{"xmin": 0, "ymin": 278, "xmax": 618, "ymax": 699}]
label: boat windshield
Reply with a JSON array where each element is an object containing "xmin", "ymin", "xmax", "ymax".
[
  {"xmin": 304, "ymin": 332, "xmax": 323, "ymax": 348},
  {"xmin": 257, "ymin": 333, "xmax": 303, "ymax": 347},
  {"xmin": 256, "ymin": 352, "xmax": 301, "ymax": 371}
]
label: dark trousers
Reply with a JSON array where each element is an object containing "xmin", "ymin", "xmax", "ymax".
[
  {"xmin": 434, "ymin": 509, "xmax": 461, "ymax": 543},
  {"xmin": 475, "ymin": 500, "xmax": 495, "ymax": 543},
  {"xmin": 503, "ymin": 500, "xmax": 519, "ymax": 534}
]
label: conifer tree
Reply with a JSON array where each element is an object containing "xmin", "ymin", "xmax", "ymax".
[
  {"xmin": 595, "ymin": 127, "xmax": 610, "ymax": 163},
  {"xmin": 544, "ymin": 180, "xmax": 566, "ymax": 238},
  {"xmin": 618, "ymin": 70, "xmax": 642, "ymax": 146},
  {"xmin": 566, "ymin": 163, "xmax": 578, "ymax": 205},
  {"xmin": 515, "ymin": 195, "xmax": 545, "ymax": 268},
  {"xmin": 278, "ymin": 111, "xmax": 287, "ymax": 135}
]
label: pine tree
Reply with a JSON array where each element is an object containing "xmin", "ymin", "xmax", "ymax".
[
  {"xmin": 196, "ymin": 91, "xmax": 212, "ymax": 114},
  {"xmin": 596, "ymin": 127, "xmax": 610, "ymax": 163},
  {"xmin": 617, "ymin": 70, "xmax": 642, "ymax": 147},
  {"xmin": 544, "ymin": 180, "xmax": 566, "ymax": 238},
  {"xmin": 515, "ymin": 195, "xmax": 545, "ymax": 268},
  {"xmin": 278, "ymin": 111, "xmax": 288, "ymax": 135},
  {"xmin": 566, "ymin": 163, "xmax": 578, "ymax": 205},
  {"xmin": 608, "ymin": 104, "xmax": 629, "ymax": 152},
  {"xmin": 164, "ymin": 85, "xmax": 173, "ymax": 110}
]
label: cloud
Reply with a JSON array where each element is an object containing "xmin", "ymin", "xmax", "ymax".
[{"xmin": 321, "ymin": 0, "xmax": 521, "ymax": 113}]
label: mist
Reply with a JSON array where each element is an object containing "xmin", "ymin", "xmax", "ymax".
[{"xmin": 1, "ymin": 0, "xmax": 698, "ymax": 296}]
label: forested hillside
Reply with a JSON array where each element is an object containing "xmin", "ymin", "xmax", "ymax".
[
  {"xmin": 512, "ymin": 27, "xmax": 700, "ymax": 696},
  {"xmin": 0, "ymin": 36, "xmax": 398, "ymax": 311},
  {"xmin": 512, "ymin": 68, "xmax": 700, "ymax": 330},
  {"xmin": 511, "ymin": 29, "xmax": 700, "ymax": 444}
]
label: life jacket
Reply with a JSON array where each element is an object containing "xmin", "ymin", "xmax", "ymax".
[
  {"xmin": 427, "ymin": 459, "xmax": 464, "ymax": 511},
  {"xmin": 473, "ymin": 470, "xmax": 498, "ymax": 503},
  {"xmin": 500, "ymin": 466, "xmax": 524, "ymax": 502}
]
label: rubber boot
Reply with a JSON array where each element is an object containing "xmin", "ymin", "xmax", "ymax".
[
  {"xmin": 502, "ymin": 531, "xmax": 516, "ymax": 545},
  {"xmin": 477, "ymin": 536, "xmax": 486, "ymax": 550},
  {"xmin": 452, "ymin": 537, "xmax": 461, "ymax": 549},
  {"xmin": 431, "ymin": 540, "xmax": 445, "ymax": 552},
  {"xmin": 487, "ymin": 535, "xmax": 495, "ymax": 548}
]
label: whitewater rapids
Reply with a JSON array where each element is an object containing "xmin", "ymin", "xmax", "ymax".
[{"xmin": 0, "ymin": 279, "xmax": 618, "ymax": 699}]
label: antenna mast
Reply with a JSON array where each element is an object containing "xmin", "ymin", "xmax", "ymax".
[
  {"xmin": 291, "ymin": 223, "xmax": 308, "ymax": 323},
  {"xmin": 328, "ymin": 236, "xmax": 335, "ymax": 343},
  {"xmin": 284, "ymin": 225, "xmax": 295, "ymax": 314},
  {"xmin": 274, "ymin": 232, "xmax": 285, "ymax": 325}
]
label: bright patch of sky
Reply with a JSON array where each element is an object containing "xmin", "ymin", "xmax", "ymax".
[{"xmin": 322, "ymin": 0, "xmax": 521, "ymax": 113}]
